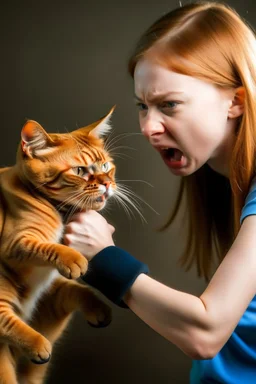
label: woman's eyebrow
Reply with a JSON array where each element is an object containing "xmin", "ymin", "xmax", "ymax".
[{"xmin": 134, "ymin": 91, "xmax": 185, "ymax": 103}]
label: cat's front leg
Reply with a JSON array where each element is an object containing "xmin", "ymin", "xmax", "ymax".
[{"xmin": 14, "ymin": 237, "xmax": 88, "ymax": 279}]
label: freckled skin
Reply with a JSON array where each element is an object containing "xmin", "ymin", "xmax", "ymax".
[{"xmin": 134, "ymin": 58, "xmax": 237, "ymax": 177}]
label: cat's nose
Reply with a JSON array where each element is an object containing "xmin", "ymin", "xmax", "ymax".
[{"xmin": 104, "ymin": 181, "xmax": 111, "ymax": 190}]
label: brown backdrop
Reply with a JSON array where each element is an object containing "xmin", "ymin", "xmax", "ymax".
[{"xmin": 0, "ymin": 1, "xmax": 255, "ymax": 383}]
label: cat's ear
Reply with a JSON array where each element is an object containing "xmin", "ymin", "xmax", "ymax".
[
  {"xmin": 21, "ymin": 120, "xmax": 55, "ymax": 158},
  {"xmin": 73, "ymin": 106, "xmax": 115, "ymax": 139},
  {"xmin": 88, "ymin": 105, "xmax": 115, "ymax": 138}
]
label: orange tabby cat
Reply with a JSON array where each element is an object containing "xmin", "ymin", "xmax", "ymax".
[{"xmin": 0, "ymin": 108, "xmax": 116, "ymax": 384}]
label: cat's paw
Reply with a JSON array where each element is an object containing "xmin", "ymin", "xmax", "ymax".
[
  {"xmin": 82, "ymin": 292, "xmax": 112, "ymax": 328},
  {"xmin": 29, "ymin": 335, "xmax": 52, "ymax": 365},
  {"xmin": 57, "ymin": 251, "xmax": 88, "ymax": 279}
]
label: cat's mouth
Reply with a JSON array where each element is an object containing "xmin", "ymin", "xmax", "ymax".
[
  {"xmin": 95, "ymin": 195, "xmax": 105, "ymax": 203},
  {"xmin": 95, "ymin": 185, "xmax": 115, "ymax": 203},
  {"xmin": 90, "ymin": 186, "xmax": 115, "ymax": 210},
  {"xmin": 95, "ymin": 191, "xmax": 110, "ymax": 203},
  {"xmin": 92, "ymin": 193, "xmax": 109, "ymax": 211}
]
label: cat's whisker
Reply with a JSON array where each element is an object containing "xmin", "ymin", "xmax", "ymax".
[
  {"xmin": 81, "ymin": 197, "xmax": 90, "ymax": 213},
  {"xmin": 66, "ymin": 195, "xmax": 82, "ymax": 217},
  {"xmin": 104, "ymin": 132, "xmax": 142, "ymax": 152},
  {"xmin": 115, "ymin": 199, "xmax": 134, "ymax": 221},
  {"xmin": 56, "ymin": 190, "xmax": 85, "ymax": 210},
  {"xmin": 108, "ymin": 145, "xmax": 137, "ymax": 153},
  {"xmin": 57, "ymin": 191, "xmax": 82, "ymax": 206},
  {"xmin": 114, "ymin": 189, "xmax": 147, "ymax": 223},
  {"xmin": 105, "ymin": 131, "xmax": 143, "ymax": 143},
  {"xmin": 100, "ymin": 201, "xmax": 112, "ymax": 215},
  {"xmin": 117, "ymin": 184, "xmax": 159, "ymax": 216},
  {"xmin": 112, "ymin": 193, "xmax": 135, "ymax": 221},
  {"xmin": 66, "ymin": 200, "xmax": 83, "ymax": 222},
  {"xmin": 116, "ymin": 179, "xmax": 155, "ymax": 188},
  {"xmin": 119, "ymin": 189, "xmax": 160, "ymax": 215},
  {"xmin": 109, "ymin": 152, "xmax": 134, "ymax": 160},
  {"xmin": 63, "ymin": 193, "xmax": 88, "ymax": 222},
  {"xmin": 106, "ymin": 142, "xmax": 136, "ymax": 153},
  {"xmin": 56, "ymin": 191, "xmax": 89, "ymax": 215},
  {"xmin": 66, "ymin": 202, "xmax": 80, "ymax": 222},
  {"xmin": 67, "ymin": 191, "xmax": 90, "ymax": 210},
  {"xmin": 84, "ymin": 195, "xmax": 92, "ymax": 210},
  {"xmin": 114, "ymin": 189, "xmax": 146, "ymax": 223},
  {"xmin": 115, "ymin": 188, "xmax": 142, "ymax": 213}
]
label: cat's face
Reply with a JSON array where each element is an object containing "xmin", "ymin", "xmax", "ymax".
[{"xmin": 18, "ymin": 108, "xmax": 116, "ymax": 211}]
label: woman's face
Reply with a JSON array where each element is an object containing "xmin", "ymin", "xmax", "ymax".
[{"xmin": 134, "ymin": 57, "xmax": 238, "ymax": 176}]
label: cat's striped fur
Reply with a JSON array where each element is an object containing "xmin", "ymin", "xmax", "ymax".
[{"xmin": 0, "ymin": 108, "xmax": 116, "ymax": 384}]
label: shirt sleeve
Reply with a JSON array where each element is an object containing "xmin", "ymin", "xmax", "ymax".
[{"xmin": 240, "ymin": 177, "xmax": 256, "ymax": 224}]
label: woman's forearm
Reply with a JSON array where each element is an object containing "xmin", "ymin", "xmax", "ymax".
[{"xmin": 124, "ymin": 274, "xmax": 214, "ymax": 359}]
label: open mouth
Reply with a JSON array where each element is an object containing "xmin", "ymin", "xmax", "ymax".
[
  {"xmin": 160, "ymin": 148, "xmax": 186, "ymax": 169},
  {"xmin": 162, "ymin": 148, "xmax": 183, "ymax": 160},
  {"xmin": 95, "ymin": 195, "xmax": 105, "ymax": 203},
  {"xmin": 95, "ymin": 192, "xmax": 109, "ymax": 203}
]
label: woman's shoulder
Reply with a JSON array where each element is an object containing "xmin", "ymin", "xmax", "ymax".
[
  {"xmin": 240, "ymin": 176, "xmax": 256, "ymax": 224},
  {"xmin": 248, "ymin": 176, "xmax": 256, "ymax": 192}
]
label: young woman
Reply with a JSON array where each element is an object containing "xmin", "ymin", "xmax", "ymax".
[{"xmin": 64, "ymin": 2, "xmax": 256, "ymax": 382}]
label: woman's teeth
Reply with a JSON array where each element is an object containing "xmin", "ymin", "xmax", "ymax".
[{"xmin": 162, "ymin": 148, "xmax": 183, "ymax": 160}]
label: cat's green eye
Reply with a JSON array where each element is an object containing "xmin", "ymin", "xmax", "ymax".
[
  {"xmin": 73, "ymin": 167, "xmax": 88, "ymax": 177},
  {"xmin": 101, "ymin": 162, "xmax": 110, "ymax": 173}
]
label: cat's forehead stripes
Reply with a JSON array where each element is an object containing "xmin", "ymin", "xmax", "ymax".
[
  {"xmin": 68, "ymin": 135, "xmax": 105, "ymax": 161},
  {"xmin": 83, "ymin": 143, "xmax": 105, "ymax": 160},
  {"xmin": 79, "ymin": 146, "xmax": 106, "ymax": 163}
]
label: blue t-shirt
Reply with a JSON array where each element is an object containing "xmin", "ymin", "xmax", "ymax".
[{"xmin": 190, "ymin": 178, "xmax": 256, "ymax": 383}]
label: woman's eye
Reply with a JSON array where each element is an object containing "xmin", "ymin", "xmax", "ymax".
[
  {"xmin": 102, "ymin": 162, "xmax": 110, "ymax": 172},
  {"xmin": 74, "ymin": 167, "xmax": 88, "ymax": 177},
  {"xmin": 136, "ymin": 102, "xmax": 148, "ymax": 111},
  {"xmin": 161, "ymin": 101, "xmax": 178, "ymax": 109}
]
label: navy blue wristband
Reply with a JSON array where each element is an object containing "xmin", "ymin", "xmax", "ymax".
[{"xmin": 81, "ymin": 246, "xmax": 149, "ymax": 308}]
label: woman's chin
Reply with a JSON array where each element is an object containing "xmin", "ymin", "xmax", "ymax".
[
  {"xmin": 168, "ymin": 166, "xmax": 192, "ymax": 176},
  {"xmin": 167, "ymin": 160, "xmax": 200, "ymax": 176}
]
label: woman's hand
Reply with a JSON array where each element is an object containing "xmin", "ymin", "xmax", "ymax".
[{"xmin": 63, "ymin": 210, "xmax": 115, "ymax": 261}]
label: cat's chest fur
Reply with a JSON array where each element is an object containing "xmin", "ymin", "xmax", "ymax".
[
  {"xmin": 21, "ymin": 224, "xmax": 64, "ymax": 322},
  {"xmin": 22, "ymin": 267, "xmax": 59, "ymax": 321}
]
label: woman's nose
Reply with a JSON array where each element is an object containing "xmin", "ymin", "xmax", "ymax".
[{"xmin": 140, "ymin": 114, "xmax": 165, "ymax": 138}]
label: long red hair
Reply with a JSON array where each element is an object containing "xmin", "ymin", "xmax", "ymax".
[{"xmin": 128, "ymin": 2, "xmax": 256, "ymax": 280}]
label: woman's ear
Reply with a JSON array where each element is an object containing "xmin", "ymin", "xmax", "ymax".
[{"xmin": 228, "ymin": 87, "xmax": 245, "ymax": 119}]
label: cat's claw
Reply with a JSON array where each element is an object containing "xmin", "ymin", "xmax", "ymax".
[
  {"xmin": 28, "ymin": 335, "xmax": 52, "ymax": 365},
  {"xmin": 82, "ymin": 295, "xmax": 112, "ymax": 328},
  {"xmin": 87, "ymin": 316, "xmax": 112, "ymax": 328},
  {"xmin": 31, "ymin": 354, "xmax": 51, "ymax": 365}
]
